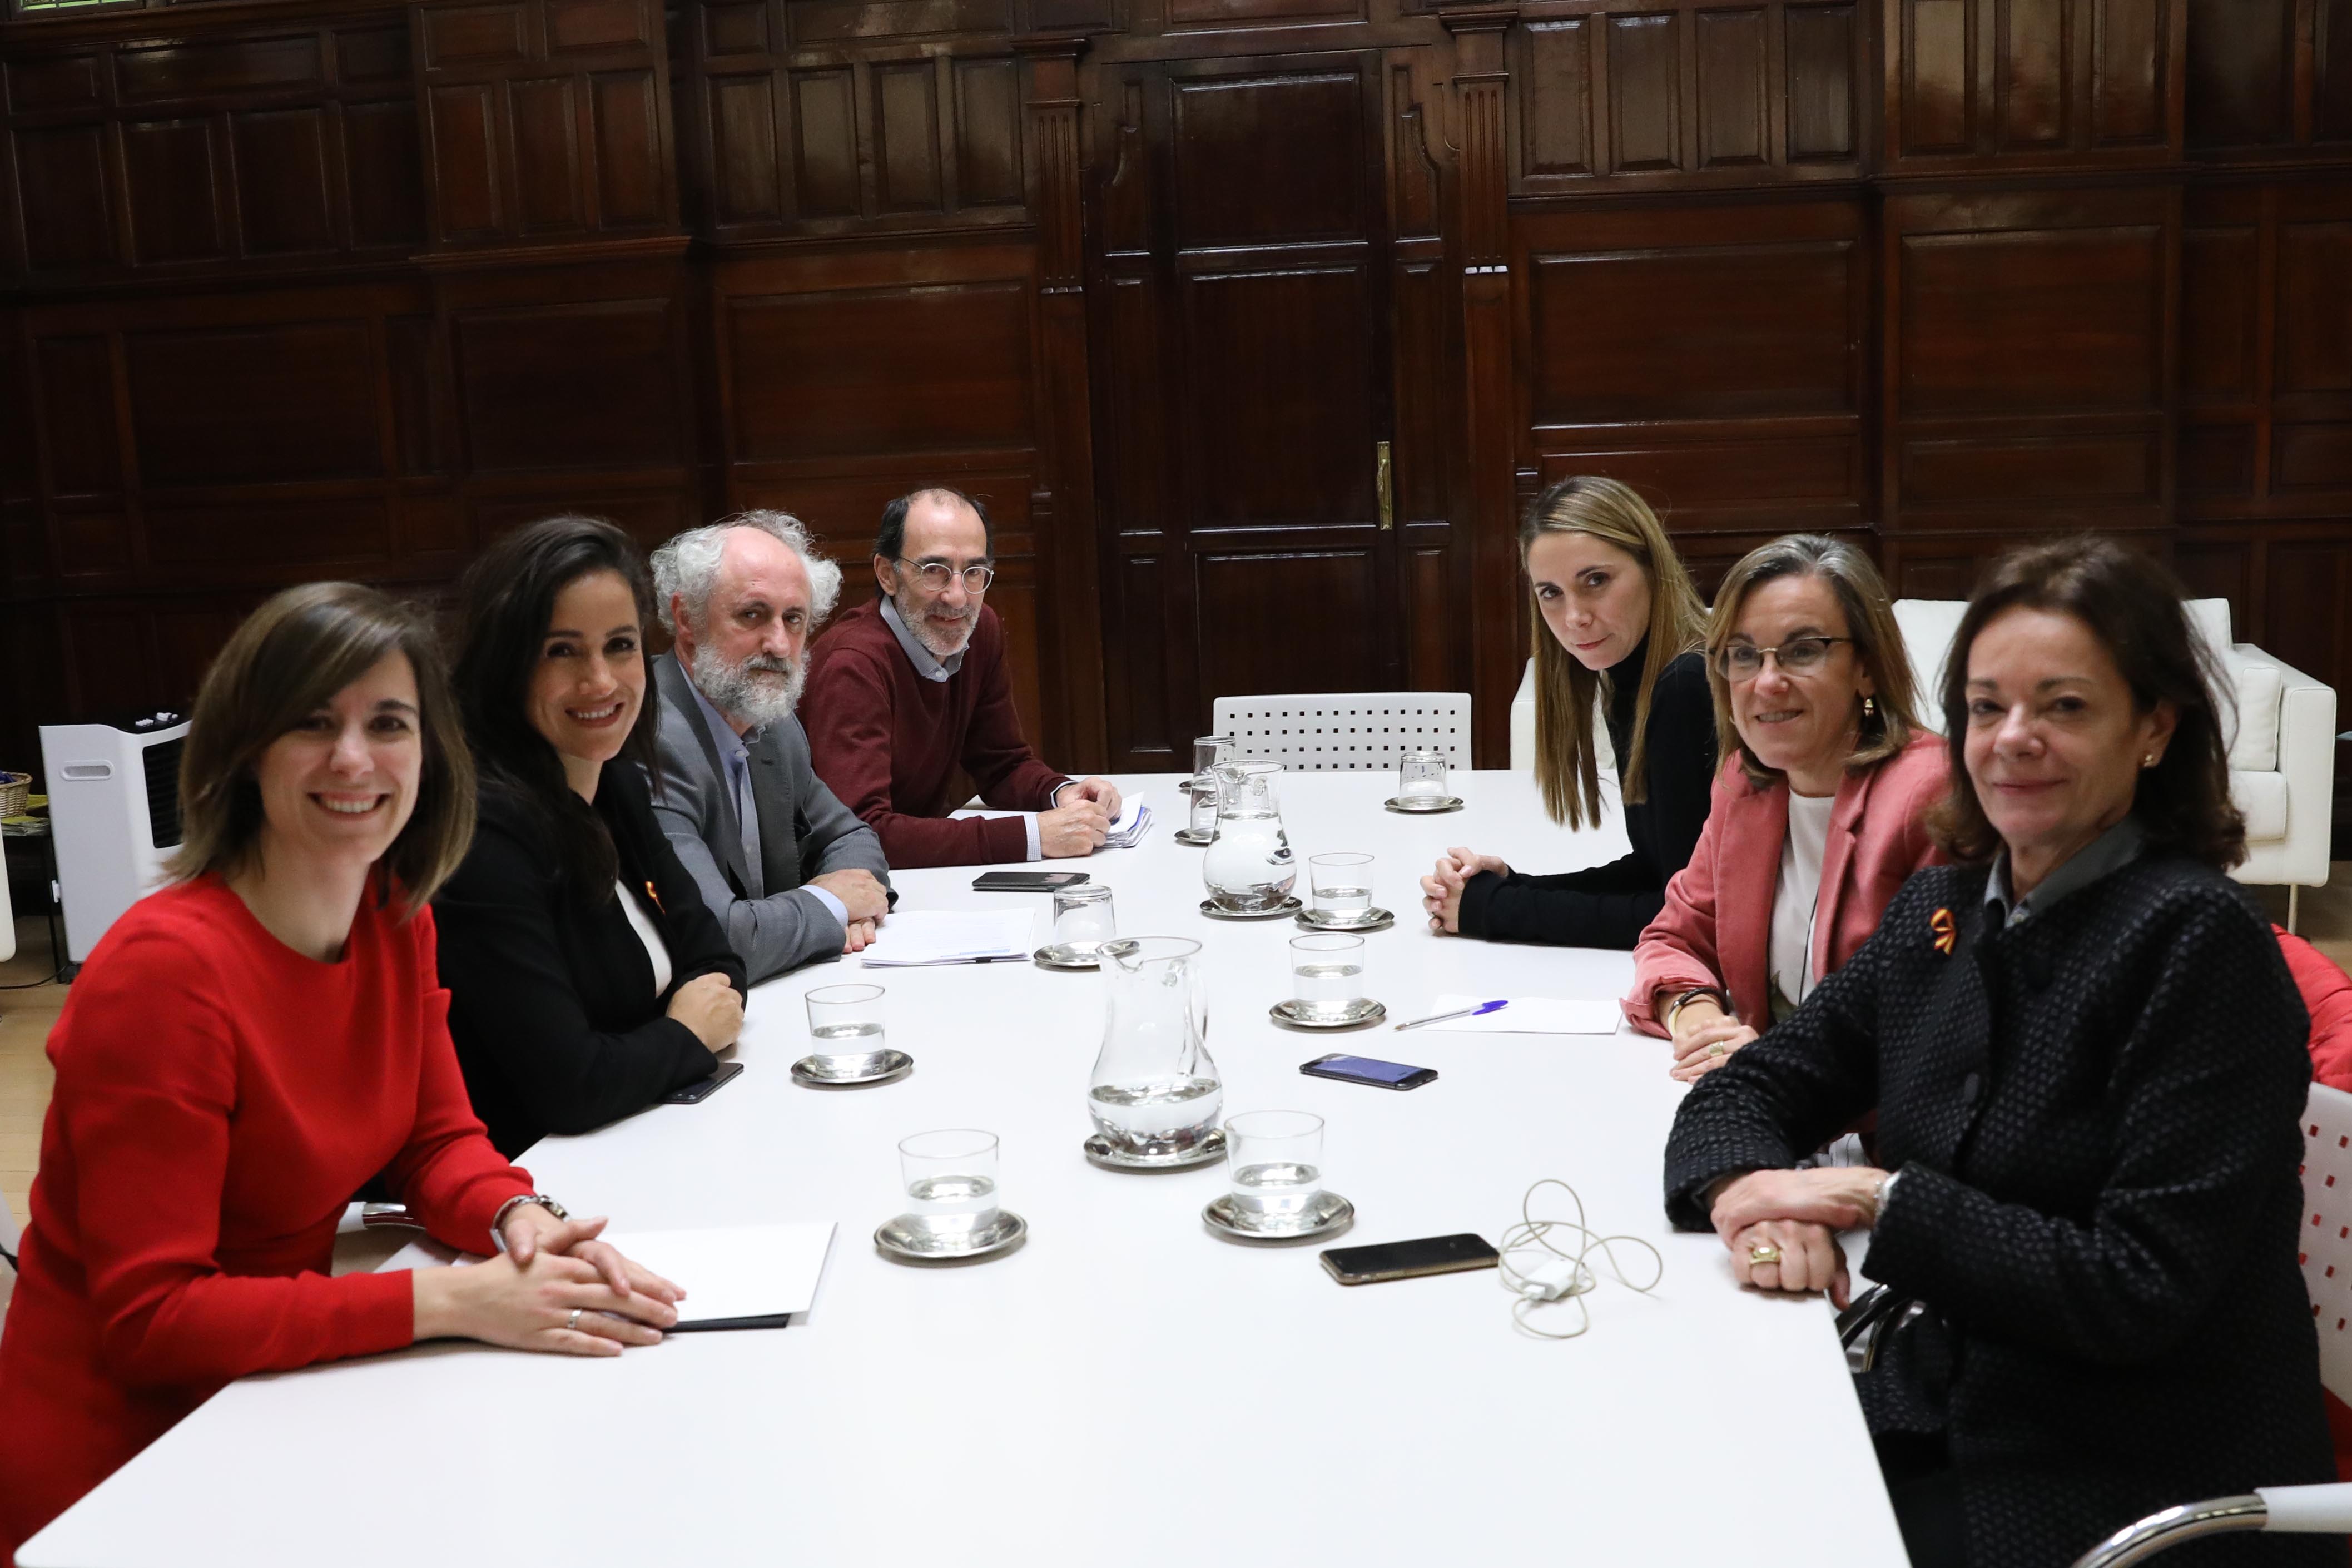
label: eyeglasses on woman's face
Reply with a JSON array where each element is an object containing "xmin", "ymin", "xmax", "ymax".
[
  {"xmin": 1715, "ymin": 636, "xmax": 1852, "ymax": 681},
  {"xmin": 895, "ymin": 558, "xmax": 995, "ymax": 594}
]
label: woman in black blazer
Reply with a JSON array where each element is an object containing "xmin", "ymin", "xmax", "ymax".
[
  {"xmin": 1664, "ymin": 536, "xmax": 2333, "ymax": 1568},
  {"xmin": 437, "ymin": 515, "xmax": 746, "ymax": 1158}
]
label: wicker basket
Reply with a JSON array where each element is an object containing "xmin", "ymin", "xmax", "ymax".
[{"xmin": 0, "ymin": 771, "xmax": 29, "ymax": 819}]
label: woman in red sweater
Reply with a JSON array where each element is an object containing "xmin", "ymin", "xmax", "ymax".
[{"xmin": 0, "ymin": 584, "xmax": 683, "ymax": 1564}]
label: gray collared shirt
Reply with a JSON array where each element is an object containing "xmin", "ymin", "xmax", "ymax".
[
  {"xmin": 682, "ymin": 668, "xmax": 846, "ymax": 924},
  {"xmin": 1984, "ymin": 815, "xmax": 2147, "ymax": 930},
  {"xmin": 880, "ymin": 595, "xmax": 965, "ymax": 682}
]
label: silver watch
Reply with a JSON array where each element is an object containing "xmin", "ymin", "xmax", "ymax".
[
  {"xmin": 490, "ymin": 1193, "xmax": 569, "ymax": 1251},
  {"xmin": 1872, "ymin": 1168, "xmax": 1903, "ymax": 1224}
]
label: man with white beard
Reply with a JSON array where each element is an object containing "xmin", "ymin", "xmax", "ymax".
[{"xmin": 647, "ymin": 512, "xmax": 894, "ymax": 982}]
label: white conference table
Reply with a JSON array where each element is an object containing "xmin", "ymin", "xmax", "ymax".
[{"xmin": 25, "ymin": 770, "xmax": 1909, "ymax": 1568}]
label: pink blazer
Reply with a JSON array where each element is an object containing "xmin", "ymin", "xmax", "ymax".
[{"xmin": 1625, "ymin": 731, "xmax": 1950, "ymax": 1036}]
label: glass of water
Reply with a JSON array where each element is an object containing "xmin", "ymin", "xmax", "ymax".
[
  {"xmin": 1190, "ymin": 733, "xmax": 1235, "ymax": 786},
  {"xmin": 1308, "ymin": 852, "xmax": 1375, "ymax": 923},
  {"xmin": 898, "ymin": 1129, "xmax": 1001, "ymax": 1242},
  {"xmin": 1224, "ymin": 1110, "xmax": 1324, "ymax": 1230},
  {"xmin": 806, "ymin": 983, "xmax": 887, "ymax": 1074},
  {"xmin": 1289, "ymin": 932, "xmax": 1366, "ymax": 1023},
  {"xmin": 1187, "ymin": 772, "xmax": 1220, "ymax": 838},
  {"xmin": 1397, "ymin": 748, "xmax": 1449, "ymax": 800},
  {"xmin": 1049, "ymin": 882, "xmax": 1116, "ymax": 960}
]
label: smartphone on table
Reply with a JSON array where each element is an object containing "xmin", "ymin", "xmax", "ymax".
[
  {"xmin": 972, "ymin": 871, "xmax": 1090, "ymax": 892},
  {"xmin": 663, "ymin": 1061, "xmax": 744, "ymax": 1104},
  {"xmin": 1321, "ymin": 1234, "xmax": 1501, "ymax": 1286},
  {"xmin": 1301, "ymin": 1053, "xmax": 1438, "ymax": 1091}
]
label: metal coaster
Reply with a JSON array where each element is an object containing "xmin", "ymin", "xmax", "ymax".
[
  {"xmin": 1198, "ymin": 896, "xmax": 1305, "ymax": 921},
  {"xmin": 1033, "ymin": 944, "xmax": 1105, "ymax": 971},
  {"xmin": 1083, "ymin": 1127, "xmax": 1228, "ymax": 1171},
  {"xmin": 1269, "ymin": 998, "xmax": 1387, "ymax": 1030},
  {"xmin": 1383, "ymin": 795, "xmax": 1466, "ymax": 815},
  {"xmin": 1173, "ymin": 828, "xmax": 1217, "ymax": 847},
  {"xmin": 874, "ymin": 1210, "xmax": 1027, "ymax": 1263},
  {"xmin": 1296, "ymin": 906, "xmax": 1396, "ymax": 934},
  {"xmin": 791, "ymin": 1049, "xmax": 912, "ymax": 1088},
  {"xmin": 1202, "ymin": 1189, "xmax": 1354, "ymax": 1243}
]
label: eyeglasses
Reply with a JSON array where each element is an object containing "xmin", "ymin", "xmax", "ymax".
[
  {"xmin": 1714, "ymin": 636, "xmax": 1853, "ymax": 681},
  {"xmin": 894, "ymin": 558, "xmax": 995, "ymax": 593}
]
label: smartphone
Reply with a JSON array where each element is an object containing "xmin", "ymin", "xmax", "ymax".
[
  {"xmin": 663, "ymin": 1061, "xmax": 744, "ymax": 1104},
  {"xmin": 1321, "ymin": 1233, "xmax": 1501, "ymax": 1286},
  {"xmin": 972, "ymin": 871, "xmax": 1090, "ymax": 892},
  {"xmin": 1300, "ymin": 1053, "xmax": 1438, "ymax": 1091}
]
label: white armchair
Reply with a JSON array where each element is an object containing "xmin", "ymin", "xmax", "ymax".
[
  {"xmin": 1892, "ymin": 597, "xmax": 2335, "ymax": 923},
  {"xmin": 1507, "ymin": 659, "xmax": 1613, "ymax": 774}
]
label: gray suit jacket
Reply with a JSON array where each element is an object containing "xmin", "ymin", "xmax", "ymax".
[{"xmin": 648, "ymin": 652, "xmax": 894, "ymax": 983}]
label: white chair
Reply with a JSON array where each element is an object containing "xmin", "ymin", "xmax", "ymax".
[
  {"xmin": 0, "ymin": 845, "xmax": 13, "ymax": 965},
  {"xmin": 1506, "ymin": 658, "xmax": 1615, "ymax": 773},
  {"xmin": 2066, "ymin": 1084, "xmax": 2352, "ymax": 1564},
  {"xmin": 1, "ymin": 1186, "xmax": 18, "ymax": 1265},
  {"xmin": 1894, "ymin": 597, "xmax": 2336, "ymax": 928},
  {"xmin": 1212, "ymin": 693, "xmax": 1471, "ymax": 772}
]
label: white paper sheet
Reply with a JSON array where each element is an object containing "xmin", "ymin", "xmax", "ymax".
[
  {"xmin": 950, "ymin": 794, "xmax": 1153, "ymax": 850},
  {"xmin": 1419, "ymin": 993, "xmax": 1622, "ymax": 1035},
  {"xmin": 860, "ymin": 908, "xmax": 1034, "ymax": 966},
  {"xmin": 378, "ymin": 1222, "xmax": 838, "ymax": 1327}
]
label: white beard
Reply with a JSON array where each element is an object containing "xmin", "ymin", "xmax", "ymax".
[
  {"xmin": 690, "ymin": 641, "xmax": 804, "ymax": 732},
  {"xmin": 895, "ymin": 585, "xmax": 976, "ymax": 659}
]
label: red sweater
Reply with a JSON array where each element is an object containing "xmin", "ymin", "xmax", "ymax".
[
  {"xmin": 802, "ymin": 599, "xmax": 1067, "ymax": 867},
  {"xmin": 0, "ymin": 877, "xmax": 532, "ymax": 1562}
]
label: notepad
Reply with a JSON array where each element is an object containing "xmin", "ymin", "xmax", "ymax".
[
  {"xmin": 1102, "ymin": 793, "xmax": 1153, "ymax": 848},
  {"xmin": 1422, "ymin": 993, "xmax": 1621, "ymax": 1035},
  {"xmin": 860, "ymin": 909, "xmax": 1034, "ymax": 966}
]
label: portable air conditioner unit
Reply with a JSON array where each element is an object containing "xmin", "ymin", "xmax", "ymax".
[{"xmin": 39, "ymin": 712, "xmax": 188, "ymax": 970}]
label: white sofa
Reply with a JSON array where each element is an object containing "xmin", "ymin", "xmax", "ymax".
[{"xmin": 1507, "ymin": 598, "xmax": 2336, "ymax": 920}]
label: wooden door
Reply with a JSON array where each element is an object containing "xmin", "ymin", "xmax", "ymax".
[{"xmin": 1090, "ymin": 51, "xmax": 1401, "ymax": 770}]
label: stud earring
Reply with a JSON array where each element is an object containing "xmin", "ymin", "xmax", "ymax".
[
  {"xmin": 1862, "ymin": 695, "xmax": 1876, "ymax": 720},
  {"xmin": 2142, "ymin": 753, "xmax": 2158, "ymax": 768}
]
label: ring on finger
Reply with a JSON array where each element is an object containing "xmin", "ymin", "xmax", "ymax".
[
  {"xmin": 567, "ymin": 1307, "xmax": 583, "ymax": 1332},
  {"xmin": 1707, "ymin": 1043, "xmax": 1726, "ymax": 1058},
  {"xmin": 1747, "ymin": 1243, "xmax": 1782, "ymax": 1266}
]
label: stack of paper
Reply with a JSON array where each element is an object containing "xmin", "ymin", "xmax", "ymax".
[
  {"xmin": 380, "ymin": 1221, "xmax": 838, "ymax": 1332},
  {"xmin": 1103, "ymin": 793, "xmax": 1153, "ymax": 848},
  {"xmin": 861, "ymin": 909, "xmax": 1035, "ymax": 967}
]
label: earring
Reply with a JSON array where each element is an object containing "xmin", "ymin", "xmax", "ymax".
[
  {"xmin": 2142, "ymin": 753, "xmax": 2158, "ymax": 768},
  {"xmin": 1862, "ymin": 695, "xmax": 1876, "ymax": 720}
]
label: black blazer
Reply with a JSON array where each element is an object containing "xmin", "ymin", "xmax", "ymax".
[
  {"xmin": 436, "ymin": 761, "xmax": 747, "ymax": 1158},
  {"xmin": 1665, "ymin": 854, "xmax": 2333, "ymax": 1566},
  {"xmin": 1457, "ymin": 639, "xmax": 1715, "ymax": 950}
]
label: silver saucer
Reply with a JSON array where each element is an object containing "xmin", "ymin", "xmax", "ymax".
[
  {"xmin": 1173, "ymin": 828, "xmax": 1216, "ymax": 847},
  {"xmin": 1202, "ymin": 1189, "xmax": 1354, "ymax": 1243},
  {"xmin": 791, "ymin": 1049, "xmax": 912, "ymax": 1088},
  {"xmin": 874, "ymin": 1210, "xmax": 1026, "ymax": 1263},
  {"xmin": 1269, "ymin": 998, "xmax": 1387, "ymax": 1030},
  {"xmin": 1083, "ymin": 1127, "xmax": 1228, "ymax": 1171},
  {"xmin": 1199, "ymin": 896, "xmax": 1305, "ymax": 921},
  {"xmin": 1296, "ymin": 906, "xmax": 1396, "ymax": 934},
  {"xmin": 1384, "ymin": 795, "xmax": 1465, "ymax": 814},
  {"xmin": 1034, "ymin": 944, "xmax": 1106, "ymax": 971}
]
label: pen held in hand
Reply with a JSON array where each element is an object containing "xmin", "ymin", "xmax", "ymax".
[{"xmin": 1393, "ymin": 999, "xmax": 1507, "ymax": 1031}]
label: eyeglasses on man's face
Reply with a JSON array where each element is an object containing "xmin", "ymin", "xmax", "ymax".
[
  {"xmin": 896, "ymin": 558, "xmax": 995, "ymax": 593},
  {"xmin": 1714, "ymin": 635, "xmax": 1852, "ymax": 681}
]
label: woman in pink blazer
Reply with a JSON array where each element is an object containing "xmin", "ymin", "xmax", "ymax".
[{"xmin": 1627, "ymin": 536, "xmax": 1949, "ymax": 1079}]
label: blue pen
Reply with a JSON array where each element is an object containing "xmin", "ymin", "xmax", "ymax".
[{"xmin": 1392, "ymin": 999, "xmax": 1507, "ymax": 1031}]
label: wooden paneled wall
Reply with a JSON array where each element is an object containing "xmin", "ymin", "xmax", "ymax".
[{"xmin": 3, "ymin": 0, "xmax": 2350, "ymax": 803}]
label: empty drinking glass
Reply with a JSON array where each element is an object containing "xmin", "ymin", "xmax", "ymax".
[
  {"xmin": 897, "ymin": 1129, "xmax": 1001, "ymax": 1242},
  {"xmin": 1224, "ymin": 1110, "xmax": 1324, "ymax": 1230},
  {"xmin": 1289, "ymin": 932, "xmax": 1367, "ymax": 1022},
  {"xmin": 1049, "ymin": 882, "xmax": 1117, "ymax": 960},
  {"xmin": 806, "ymin": 984, "xmax": 887, "ymax": 1074},
  {"xmin": 1397, "ymin": 749, "xmax": 1449, "ymax": 800},
  {"xmin": 1308, "ymin": 852, "xmax": 1375, "ymax": 923}
]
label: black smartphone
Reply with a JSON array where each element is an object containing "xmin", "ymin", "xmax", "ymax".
[
  {"xmin": 1321, "ymin": 1233, "xmax": 1500, "ymax": 1286},
  {"xmin": 1301, "ymin": 1053, "xmax": 1438, "ymax": 1091},
  {"xmin": 663, "ymin": 1061, "xmax": 743, "ymax": 1104},
  {"xmin": 972, "ymin": 870, "xmax": 1091, "ymax": 892}
]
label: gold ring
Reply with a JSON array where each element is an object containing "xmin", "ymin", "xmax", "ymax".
[
  {"xmin": 1707, "ymin": 1043, "xmax": 1727, "ymax": 1058},
  {"xmin": 1747, "ymin": 1243, "xmax": 1782, "ymax": 1266}
]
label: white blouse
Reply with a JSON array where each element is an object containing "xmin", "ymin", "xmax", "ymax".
[
  {"xmin": 1767, "ymin": 790, "xmax": 1836, "ymax": 1022},
  {"xmin": 615, "ymin": 879, "xmax": 674, "ymax": 998}
]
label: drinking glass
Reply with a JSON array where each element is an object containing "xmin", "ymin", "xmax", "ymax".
[
  {"xmin": 1289, "ymin": 933, "xmax": 1366, "ymax": 1021},
  {"xmin": 806, "ymin": 983, "xmax": 887, "ymax": 1074},
  {"xmin": 1190, "ymin": 733, "xmax": 1236, "ymax": 782},
  {"xmin": 1308, "ymin": 852, "xmax": 1375, "ymax": 922},
  {"xmin": 897, "ymin": 1129, "xmax": 1001, "ymax": 1242},
  {"xmin": 1224, "ymin": 1110, "xmax": 1324, "ymax": 1229},
  {"xmin": 1049, "ymin": 882, "xmax": 1117, "ymax": 959},
  {"xmin": 1187, "ymin": 773, "xmax": 1221, "ymax": 838},
  {"xmin": 1397, "ymin": 749, "xmax": 1450, "ymax": 800}
]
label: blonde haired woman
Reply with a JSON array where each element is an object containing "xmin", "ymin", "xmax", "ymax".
[{"xmin": 1422, "ymin": 475, "xmax": 1715, "ymax": 948}]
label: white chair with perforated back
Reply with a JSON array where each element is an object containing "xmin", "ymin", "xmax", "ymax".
[
  {"xmin": 1212, "ymin": 693, "xmax": 1472, "ymax": 773},
  {"xmin": 0, "ymin": 844, "xmax": 14, "ymax": 966},
  {"xmin": 2067, "ymin": 1082, "xmax": 2352, "ymax": 1564}
]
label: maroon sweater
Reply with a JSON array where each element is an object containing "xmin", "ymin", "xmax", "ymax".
[{"xmin": 802, "ymin": 599, "xmax": 1066, "ymax": 867}]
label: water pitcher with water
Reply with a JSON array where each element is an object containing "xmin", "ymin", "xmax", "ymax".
[
  {"xmin": 1087, "ymin": 936, "xmax": 1222, "ymax": 1158},
  {"xmin": 1200, "ymin": 761, "xmax": 1295, "ymax": 911}
]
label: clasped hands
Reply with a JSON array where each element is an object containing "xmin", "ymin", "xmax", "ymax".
[
  {"xmin": 411, "ymin": 1205, "xmax": 684, "ymax": 1358},
  {"xmin": 809, "ymin": 867, "xmax": 890, "ymax": 953},
  {"xmin": 1420, "ymin": 846, "xmax": 1509, "ymax": 933},
  {"xmin": 1707, "ymin": 1166, "xmax": 1888, "ymax": 1311}
]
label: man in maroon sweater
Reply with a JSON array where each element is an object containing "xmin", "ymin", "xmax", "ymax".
[{"xmin": 802, "ymin": 488, "xmax": 1122, "ymax": 867}]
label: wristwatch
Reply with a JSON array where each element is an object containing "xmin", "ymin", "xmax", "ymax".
[
  {"xmin": 490, "ymin": 1193, "xmax": 569, "ymax": 1251},
  {"xmin": 1870, "ymin": 1168, "xmax": 1902, "ymax": 1226}
]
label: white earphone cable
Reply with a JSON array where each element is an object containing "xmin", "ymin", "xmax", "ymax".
[{"xmin": 1496, "ymin": 1178, "xmax": 1665, "ymax": 1340}]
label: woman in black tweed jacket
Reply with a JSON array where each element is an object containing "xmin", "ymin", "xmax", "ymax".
[{"xmin": 1664, "ymin": 537, "xmax": 2333, "ymax": 1568}]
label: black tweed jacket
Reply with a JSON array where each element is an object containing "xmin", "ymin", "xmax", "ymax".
[{"xmin": 1665, "ymin": 854, "xmax": 2335, "ymax": 1567}]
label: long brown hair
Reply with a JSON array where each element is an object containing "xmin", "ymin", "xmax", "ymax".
[
  {"xmin": 170, "ymin": 582, "xmax": 475, "ymax": 911},
  {"xmin": 1928, "ymin": 535, "xmax": 2244, "ymax": 869},
  {"xmin": 1705, "ymin": 535, "xmax": 1923, "ymax": 787},
  {"xmin": 1523, "ymin": 477, "xmax": 1706, "ymax": 828}
]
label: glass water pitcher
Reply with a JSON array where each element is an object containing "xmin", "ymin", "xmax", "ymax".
[
  {"xmin": 1086, "ymin": 936, "xmax": 1222, "ymax": 1158},
  {"xmin": 1200, "ymin": 760, "xmax": 1295, "ymax": 911}
]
